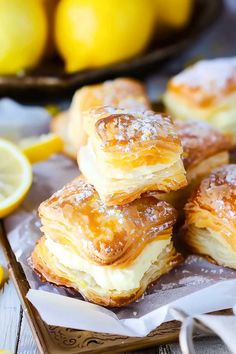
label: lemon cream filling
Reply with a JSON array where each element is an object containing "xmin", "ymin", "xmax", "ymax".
[{"xmin": 45, "ymin": 237, "xmax": 171, "ymax": 291}]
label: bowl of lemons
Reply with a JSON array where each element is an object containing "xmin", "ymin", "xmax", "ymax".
[{"xmin": 0, "ymin": 0, "xmax": 222, "ymax": 93}]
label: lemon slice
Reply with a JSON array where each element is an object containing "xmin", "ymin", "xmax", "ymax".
[
  {"xmin": 0, "ymin": 265, "xmax": 7, "ymax": 288},
  {"xmin": 20, "ymin": 133, "xmax": 64, "ymax": 164},
  {"xmin": 0, "ymin": 139, "xmax": 32, "ymax": 218}
]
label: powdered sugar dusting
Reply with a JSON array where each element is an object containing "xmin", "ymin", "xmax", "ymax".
[
  {"xmin": 172, "ymin": 57, "xmax": 236, "ymax": 94},
  {"xmin": 197, "ymin": 165, "xmax": 236, "ymax": 220},
  {"xmin": 225, "ymin": 168, "xmax": 236, "ymax": 185},
  {"xmin": 145, "ymin": 207, "xmax": 158, "ymax": 221},
  {"xmin": 89, "ymin": 78, "xmax": 150, "ymax": 111},
  {"xmin": 48, "ymin": 179, "xmax": 95, "ymax": 206},
  {"xmin": 95, "ymin": 106, "xmax": 177, "ymax": 151},
  {"xmin": 208, "ymin": 164, "xmax": 236, "ymax": 187},
  {"xmin": 74, "ymin": 188, "xmax": 93, "ymax": 203}
]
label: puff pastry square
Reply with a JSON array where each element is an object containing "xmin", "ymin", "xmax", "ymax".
[
  {"xmin": 31, "ymin": 178, "xmax": 182, "ymax": 307},
  {"xmin": 184, "ymin": 164, "xmax": 236, "ymax": 268},
  {"xmin": 78, "ymin": 106, "xmax": 187, "ymax": 205},
  {"xmin": 164, "ymin": 57, "xmax": 236, "ymax": 143}
]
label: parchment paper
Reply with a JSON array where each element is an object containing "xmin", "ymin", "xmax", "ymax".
[{"xmin": 4, "ymin": 155, "xmax": 236, "ymax": 337}]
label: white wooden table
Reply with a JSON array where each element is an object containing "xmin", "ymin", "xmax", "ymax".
[{"xmin": 1, "ymin": 1, "xmax": 236, "ymax": 352}]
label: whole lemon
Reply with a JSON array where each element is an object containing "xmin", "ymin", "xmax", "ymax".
[
  {"xmin": 0, "ymin": 0, "xmax": 48, "ymax": 75},
  {"xmin": 55, "ymin": 0, "xmax": 155, "ymax": 73},
  {"xmin": 154, "ymin": 0, "xmax": 193, "ymax": 29}
]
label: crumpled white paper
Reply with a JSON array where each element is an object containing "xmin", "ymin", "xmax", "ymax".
[
  {"xmin": 26, "ymin": 280, "xmax": 236, "ymax": 337},
  {"xmin": 0, "ymin": 98, "xmax": 50, "ymax": 142},
  {"xmin": 171, "ymin": 305, "xmax": 236, "ymax": 354},
  {"xmin": 2, "ymin": 99, "xmax": 236, "ymax": 338}
]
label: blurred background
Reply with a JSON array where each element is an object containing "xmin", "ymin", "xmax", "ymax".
[
  {"xmin": 0, "ymin": 0, "xmax": 234, "ymax": 101},
  {"xmin": 0, "ymin": 0, "xmax": 196, "ymax": 75}
]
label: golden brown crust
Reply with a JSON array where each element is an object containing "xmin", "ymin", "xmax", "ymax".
[
  {"xmin": 175, "ymin": 120, "xmax": 232, "ymax": 171},
  {"xmin": 185, "ymin": 164, "xmax": 236, "ymax": 225},
  {"xmin": 92, "ymin": 107, "xmax": 180, "ymax": 154},
  {"xmin": 39, "ymin": 178, "xmax": 177, "ymax": 267},
  {"xmin": 73, "ymin": 77, "xmax": 151, "ymax": 113},
  {"xmin": 50, "ymin": 112, "xmax": 77, "ymax": 160},
  {"xmin": 184, "ymin": 164, "xmax": 236, "ymax": 255},
  {"xmin": 31, "ymin": 237, "xmax": 183, "ymax": 307},
  {"xmin": 68, "ymin": 78, "xmax": 151, "ymax": 149},
  {"xmin": 167, "ymin": 58, "xmax": 236, "ymax": 108}
]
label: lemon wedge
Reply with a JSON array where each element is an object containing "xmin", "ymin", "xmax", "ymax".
[
  {"xmin": 0, "ymin": 265, "xmax": 7, "ymax": 288},
  {"xmin": 0, "ymin": 139, "xmax": 32, "ymax": 218},
  {"xmin": 19, "ymin": 133, "xmax": 64, "ymax": 164}
]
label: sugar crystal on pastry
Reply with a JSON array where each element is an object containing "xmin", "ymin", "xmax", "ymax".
[
  {"xmin": 78, "ymin": 106, "xmax": 187, "ymax": 206},
  {"xmin": 31, "ymin": 178, "xmax": 182, "ymax": 307}
]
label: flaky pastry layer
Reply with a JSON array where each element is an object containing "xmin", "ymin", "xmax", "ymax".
[
  {"xmin": 164, "ymin": 90, "xmax": 236, "ymax": 144},
  {"xmin": 183, "ymin": 225, "xmax": 236, "ymax": 269},
  {"xmin": 31, "ymin": 237, "xmax": 182, "ymax": 307},
  {"xmin": 80, "ymin": 143, "xmax": 186, "ymax": 205},
  {"xmin": 38, "ymin": 178, "xmax": 177, "ymax": 266},
  {"xmin": 184, "ymin": 164, "xmax": 236, "ymax": 267}
]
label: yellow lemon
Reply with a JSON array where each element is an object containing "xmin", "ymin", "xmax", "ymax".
[
  {"xmin": 154, "ymin": 0, "xmax": 193, "ymax": 29},
  {"xmin": 19, "ymin": 133, "xmax": 64, "ymax": 164},
  {"xmin": 0, "ymin": 139, "xmax": 32, "ymax": 218},
  {"xmin": 0, "ymin": 0, "xmax": 48, "ymax": 75},
  {"xmin": 0, "ymin": 265, "xmax": 8, "ymax": 288},
  {"xmin": 55, "ymin": 0, "xmax": 155, "ymax": 73}
]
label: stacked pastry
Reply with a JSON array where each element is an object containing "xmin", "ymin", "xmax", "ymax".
[
  {"xmin": 31, "ymin": 78, "xmax": 188, "ymax": 307},
  {"xmin": 31, "ymin": 66, "xmax": 236, "ymax": 307},
  {"xmin": 32, "ymin": 179, "xmax": 182, "ymax": 307}
]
